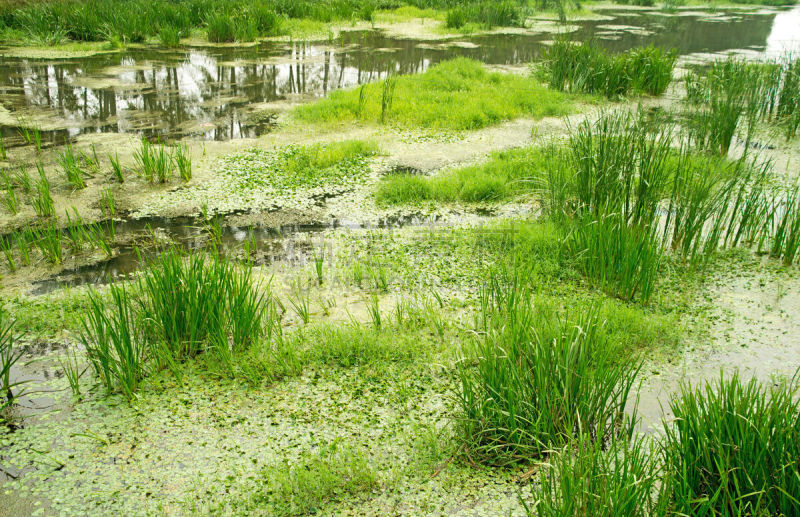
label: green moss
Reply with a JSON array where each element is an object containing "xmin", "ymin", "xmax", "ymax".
[{"xmin": 294, "ymin": 58, "xmax": 577, "ymax": 130}]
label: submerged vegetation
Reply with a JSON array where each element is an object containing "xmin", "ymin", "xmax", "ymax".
[{"xmin": 294, "ymin": 58, "xmax": 576, "ymax": 130}]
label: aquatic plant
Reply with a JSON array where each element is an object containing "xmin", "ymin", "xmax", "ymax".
[
  {"xmin": 173, "ymin": 144, "xmax": 192, "ymax": 181},
  {"xmin": 59, "ymin": 346, "xmax": 86, "ymax": 399},
  {"xmin": 769, "ymin": 183, "xmax": 800, "ymax": 266},
  {"xmin": 81, "ymin": 285, "xmax": 146, "ymax": 400},
  {"xmin": 312, "ymin": 243, "xmax": 325, "ymax": 285},
  {"xmin": 133, "ymin": 139, "xmax": 173, "ymax": 183},
  {"xmin": 541, "ymin": 40, "xmax": 677, "ymax": 99},
  {"xmin": 14, "ymin": 166, "xmax": 31, "ymax": 194},
  {"xmin": 0, "ymin": 307, "xmax": 25, "ymax": 412},
  {"xmin": 563, "ymin": 214, "xmax": 662, "ymax": 303},
  {"xmin": 100, "ymin": 187, "xmax": 115, "ymax": 218},
  {"xmin": 58, "ymin": 144, "xmax": 88, "ymax": 190},
  {"xmin": 529, "ymin": 433, "xmax": 669, "ymax": 517},
  {"xmin": 0, "ymin": 236, "xmax": 15, "ymax": 272},
  {"xmin": 445, "ymin": 1, "xmax": 524, "ymax": 29},
  {"xmin": 662, "ymin": 372, "xmax": 800, "ymax": 516},
  {"xmin": 295, "ymin": 58, "xmax": 575, "ymax": 130},
  {"xmin": 365, "ymin": 294, "xmax": 381, "ymax": 331},
  {"xmin": 108, "ymin": 152, "xmax": 124, "ymax": 183},
  {"xmin": 32, "ymin": 221, "xmax": 63, "ymax": 264},
  {"xmin": 1, "ymin": 183, "xmax": 18, "ymax": 215},
  {"xmin": 33, "ymin": 164, "xmax": 55, "ymax": 218},
  {"xmin": 158, "ymin": 26, "xmax": 182, "ymax": 47},
  {"xmin": 456, "ymin": 270, "xmax": 640, "ymax": 465}
]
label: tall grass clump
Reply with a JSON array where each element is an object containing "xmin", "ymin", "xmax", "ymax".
[
  {"xmin": 456, "ymin": 270, "xmax": 640, "ymax": 465},
  {"xmin": 58, "ymin": 144, "xmax": 88, "ymax": 189},
  {"xmin": 563, "ymin": 214, "xmax": 661, "ymax": 303},
  {"xmin": 541, "ymin": 40, "xmax": 677, "ymax": 99},
  {"xmin": 530, "ymin": 433, "xmax": 669, "ymax": 517},
  {"xmin": 769, "ymin": 183, "xmax": 800, "ymax": 266},
  {"xmin": 81, "ymin": 286, "xmax": 145, "ymax": 401},
  {"xmin": 662, "ymin": 373, "xmax": 800, "ymax": 516},
  {"xmin": 295, "ymin": 58, "xmax": 575, "ymax": 130},
  {"xmin": 685, "ymin": 56, "xmax": 800, "ymax": 153},
  {"xmin": 33, "ymin": 165, "xmax": 55, "ymax": 217},
  {"xmin": 1, "ymin": 307, "xmax": 25, "ymax": 412},
  {"xmin": 133, "ymin": 139, "xmax": 173, "ymax": 183},
  {"xmin": 79, "ymin": 250, "xmax": 269, "ymax": 397},
  {"xmin": 445, "ymin": 1, "xmax": 524, "ymax": 30}
]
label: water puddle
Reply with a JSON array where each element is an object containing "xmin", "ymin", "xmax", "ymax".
[{"xmin": 0, "ymin": 7, "xmax": 795, "ymax": 147}]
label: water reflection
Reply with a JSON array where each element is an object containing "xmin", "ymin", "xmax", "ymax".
[
  {"xmin": 765, "ymin": 5, "xmax": 800, "ymax": 56},
  {"xmin": 0, "ymin": 7, "xmax": 792, "ymax": 147}
]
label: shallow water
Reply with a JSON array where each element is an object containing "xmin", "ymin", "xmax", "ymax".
[
  {"xmin": 2, "ymin": 6, "xmax": 799, "ymax": 293},
  {"xmin": 28, "ymin": 212, "xmax": 441, "ymax": 294},
  {"xmin": 0, "ymin": 7, "xmax": 795, "ymax": 147}
]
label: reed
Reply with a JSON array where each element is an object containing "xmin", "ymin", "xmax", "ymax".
[
  {"xmin": 2, "ymin": 184, "xmax": 18, "ymax": 215},
  {"xmin": 14, "ymin": 166, "xmax": 31, "ymax": 194},
  {"xmin": 662, "ymin": 372, "xmax": 800, "ymax": 516},
  {"xmin": 81, "ymin": 285, "xmax": 146, "ymax": 400},
  {"xmin": 100, "ymin": 187, "xmax": 115, "ymax": 218},
  {"xmin": 530, "ymin": 433, "xmax": 668, "ymax": 517},
  {"xmin": 0, "ymin": 236, "xmax": 15, "ymax": 272},
  {"xmin": 58, "ymin": 144, "xmax": 87, "ymax": 190},
  {"xmin": 33, "ymin": 165, "xmax": 55, "ymax": 217},
  {"xmin": 769, "ymin": 184, "xmax": 800, "ymax": 266},
  {"xmin": 456, "ymin": 269, "xmax": 640, "ymax": 465},
  {"xmin": 133, "ymin": 139, "xmax": 173, "ymax": 183},
  {"xmin": 173, "ymin": 144, "xmax": 192, "ymax": 181},
  {"xmin": 563, "ymin": 214, "xmax": 662, "ymax": 303},
  {"xmin": 0, "ymin": 307, "xmax": 26, "ymax": 412},
  {"xmin": 32, "ymin": 221, "xmax": 63, "ymax": 264},
  {"xmin": 108, "ymin": 152, "xmax": 124, "ymax": 183},
  {"xmin": 542, "ymin": 40, "xmax": 677, "ymax": 99}
]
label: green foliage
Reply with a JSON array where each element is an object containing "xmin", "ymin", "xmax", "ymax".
[
  {"xmin": 662, "ymin": 373, "xmax": 800, "ymax": 516},
  {"xmin": 0, "ymin": 306, "xmax": 25, "ymax": 413},
  {"xmin": 376, "ymin": 146, "xmax": 554, "ymax": 204},
  {"xmin": 33, "ymin": 165, "xmax": 55, "ymax": 218},
  {"xmin": 58, "ymin": 144, "xmax": 89, "ymax": 190},
  {"xmin": 445, "ymin": 1, "xmax": 524, "ymax": 29},
  {"xmin": 158, "ymin": 26, "xmax": 182, "ymax": 47},
  {"xmin": 220, "ymin": 140, "xmax": 378, "ymax": 193},
  {"xmin": 542, "ymin": 40, "xmax": 677, "ymax": 99},
  {"xmin": 295, "ymin": 58, "xmax": 575, "ymax": 130},
  {"xmin": 530, "ymin": 434, "xmax": 669, "ymax": 517},
  {"xmin": 563, "ymin": 214, "xmax": 661, "ymax": 303},
  {"xmin": 251, "ymin": 442, "xmax": 378, "ymax": 516},
  {"xmin": 456, "ymin": 269, "xmax": 640, "ymax": 465}
]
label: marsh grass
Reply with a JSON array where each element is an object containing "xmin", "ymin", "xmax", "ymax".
[
  {"xmin": 376, "ymin": 146, "xmax": 557, "ymax": 205},
  {"xmin": 134, "ymin": 139, "xmax": 174, "ymax": 183},
  {"xmin": 108, "ymin": 152, "xmax": 124, "ymax": 183},
  {"xmin": 456, "ymin": 269, "xmax": 640, "ymax": 465},
  {"xmin": 81, "ymin": 285, "xmax": 145, "ymax": 400},
  {"xmin": 529, "ymin": 433, "xmax": 669, "ymax": 517},
  {"xmin": 81, "ymin": 250, "xmax": 270, "ymax": 396},
  {"xmin": 445, "ymin": 1, "xmax": 524, "ymax": 29},
  {"xmin": 563, "ymin": 214, "xmax": 661, "ymax": 303},
  {"xmin": 58, "ymin": 144, "xmax": 88, "ymax": 189},
  {"xmin": 542, "ymin": 40, "xmax": 677, "ymax": 99},
  {"xmin": 0, "ymin": 307, "xmax": 25, "ymax": 412},
  {"xmin": 769, "ymin": 184, "xmax": 800, "ymax": 265},
  {"xmin": 685, "ymin": 56, "xmax": 800, "ymax": 153},
  {"xmin": 295, "ymin": 58, "xmax": 575, "ymax": 130},
  {"xmin": 33, "ymin": 165, "xmax": 54, "ymax": 218},
  {"xmin": 173, "ymin": 144, "xmax": 192, "ymax": 181},
  {"xmin": 222, "ymin": 140, "xmax": 378, "ymax": 193},
  {"xmin": 662, "ymin": 372, "xmax": 800, "ymax": 516}
]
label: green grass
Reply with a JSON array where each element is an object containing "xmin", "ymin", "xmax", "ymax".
[
  {"xmin": 219, "ymin": 140, "xmax": 378, "ymax": 193},
  {"xmin": 377, "ymin": 146, "xmax": 554, "ymax": 204},
  {"xmin": 444, "ymin": 1, "xmax": 524, "ymax": 29},
  {"xmin": 0, "ymin": 305, "xmax": 25, "ymax": 413},
  {"xmin": 662, "ymin": 372, "xmax": 800, "ymax": 516},
  {"xmin": 530, "ymin": 433, "xmax": 668, "ymax": 517},
  {"xmin": 294, "ymin": 58, "xmax": 576, "ymax": 130},
  {"xmin": 456, "ymin": 267, "xmax": 641, "ymax": 465},
  {"xmin": 540, "ymin": 40, "xmax": 677, "ymax": 99}
]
